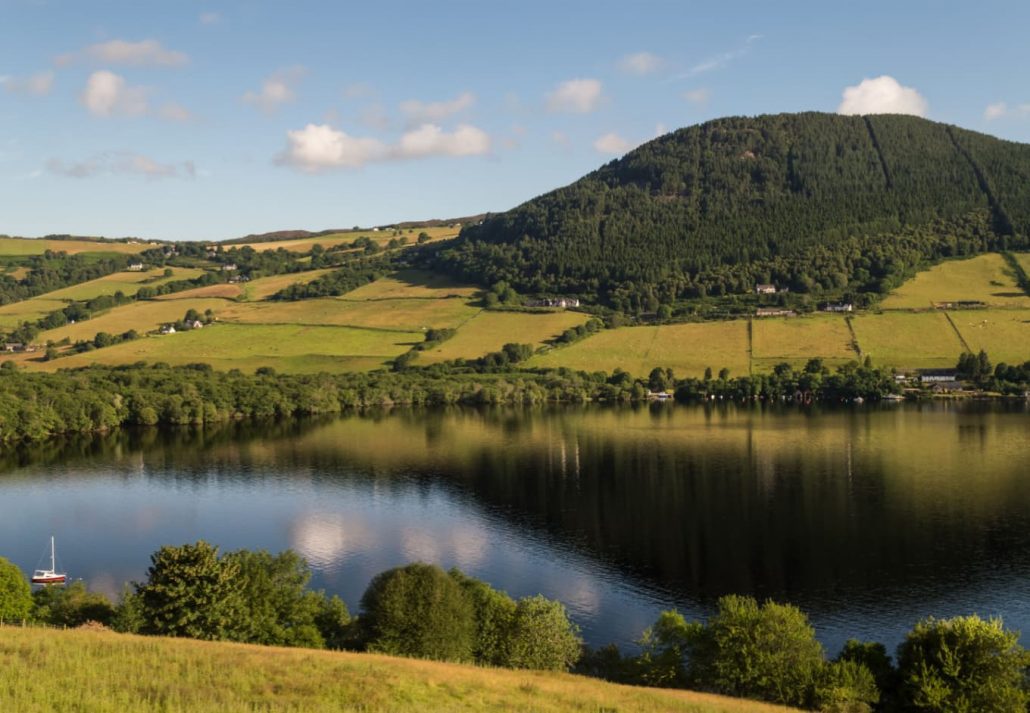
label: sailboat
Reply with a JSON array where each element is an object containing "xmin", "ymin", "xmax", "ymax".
[{"xmin": 31, "ymin": 536, "xmax": 67, "ymax": 585}]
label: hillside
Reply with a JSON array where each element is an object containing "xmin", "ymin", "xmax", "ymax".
[
  {"xmin": 0, "ymin": 626, "xmax": 797, "ymax": 713},
  {"xmin": 436, "ymin": 112, "xmax": 1030, "ymax": 309}
]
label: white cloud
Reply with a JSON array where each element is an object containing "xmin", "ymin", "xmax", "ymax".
[
  {"xmin": 396, "ymin": 123, "xmax": 490, "ymax": 158},
  {"xmin": 243, "ymin": 66, "xmax": 306, "ymax": 113},
  {"xmin": 619, "ymin": 52, "xmax": 662, "ymax": 75},
  {"xmin": 837, "ymin": 75, "xmax": 928, "ymax": 117},
  {"xmin": 277, "ymin": 122, "xmax": 491, "ymax": 172},
  {"xmin": 654, "ymin": 122, "xmax": 668, "ymax": 137},
  {"xmin": 399, "ymin": 91, "xmax": 475, "ymax": 125},
  {"xmin": 551, "ymin": 130, "xmax": 570, "ymax": 147},
  {"xmin": 1, "ymin": 70, "xmax": 54, "ymax": 96},
  {"xmin": 58, "ymin": 39, "xmax": 188, "ymax": 67},
  {"xmin": 47, "ymin": 151, "xmax": 195, "ymax": 180},
  {"xmin": 546, "ymin": 78, "xmax": 603, "ymax": 113},
  {"xmin": 199, "ymin": 11, "xmax": 221, "ymax": 25},
  {"xmin": 984, "ymin": 101, "xmax": 1030, "ymax": 121},
  {"xmin": 683, "ymin": 87, "xmax": 711, "ymax": 106},
  {"xmin": 594, "ymin": 132, "xmax": 634, "ymax": 155},
  {"xmin": 81, "ymin": 71, "xmax": 148, "ymax": 117}
]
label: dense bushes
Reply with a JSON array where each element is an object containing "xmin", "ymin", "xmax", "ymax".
[{"xmin": 0, "ymin": 556, "xmax": 32, "ymax": 621}]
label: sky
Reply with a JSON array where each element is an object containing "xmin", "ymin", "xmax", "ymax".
[{"xmin": 2, "ymin": 0, "xmax": 1030, "ymax": 241}]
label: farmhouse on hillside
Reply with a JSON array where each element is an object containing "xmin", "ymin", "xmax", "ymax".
[
  {"xmin": 528, "ymin": 297, "xmax": 581, "ymax": 309},
  {"xmin": 755, "ymin": 283, "xmax": 777, "ymax": 295},
  {"xmin": 822, "ymin": 302, "xmax": 854, "ymax": 313},
  {"xmin": 918, "ymin": 369, "xmax": 960, "ymax": 383},
  {"xmin": 127, "ymin": 262, "xmax": 145, "ymax": 271},
  {"xmin": 160, "ymin": 325, "xmax": 176, "ymax": 335}
]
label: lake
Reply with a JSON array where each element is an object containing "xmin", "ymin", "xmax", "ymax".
[{"xmin": 1, "ymin": 402, "xmax": 1028, "ymax": 655}]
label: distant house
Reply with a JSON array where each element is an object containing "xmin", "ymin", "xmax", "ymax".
[
  {"xmin": 221, "ymin": 263, "xmax": 238, "ymax": 272},
  {"xmin": 3, "ymin": 342, "xmax": 24, "ymax": 352},
  {"xmin": 755, "ymin": 284, "xmax": 777, "ymax": 295},
  {"xmin": 755, "ymin": 308, "xmax": 796, "ymax": 318},
  {"xmin": 127, "ymin": 262, "xmax": 145, "ymax": 272},
  {"xmin": 189, "ymin": 320, "xmax": 204, "ymax": 330},
  {"xmin": 528, "ymin": 297, "xmax": 581, "ymax": 309},
  {"xmin": 160, "ymin": 325, "xmax": 176, "ymax": 335},
  {"xmin": 918, "ymin": 369, "xmax": 959, "ymax": 383},
  {"xmin": 822, "ymin": 302, "xmax": 854, "ymax": 313}
]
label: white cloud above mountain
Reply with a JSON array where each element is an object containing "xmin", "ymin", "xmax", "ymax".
[
  {"xmin": 837, "ymin": 75, "xmax": 928, "ymax": 117},
  {"xmin": 546, "ymin": 79, "xmax": 603, "ymax": 113},
  {"xmin": 47, "ymin": 151, "xmax": 195, "ymax": 179},
  {"xmin": 244, "ymin": 66, "xmax": 306, "ymax": 113},
  {"xmin": 618, "ymin": 52, "xmax": 662, "ymax": 75},
  {"xmin": 399, "ymin": 92, "xmax": 475, "ymax": 125},
  {"xmin": 57, "ymin": 39, "xmax": 188, "ymax": 67}
]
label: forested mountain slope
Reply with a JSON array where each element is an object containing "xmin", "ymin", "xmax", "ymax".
[{"xmin": 436, "ymin": 113, "xmax": 1030, "ymax": 310}]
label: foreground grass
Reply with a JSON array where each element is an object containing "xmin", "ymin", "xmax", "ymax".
[{"xmin": 0, "ymin": 627, "xmax": 797, "ymax": 713}]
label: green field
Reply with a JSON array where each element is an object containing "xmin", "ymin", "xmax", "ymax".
[
  {"xmin": 41, "ymin": 267, "xmax": 204, "ymax": 301},
  {"xmin": 0, "ymin": 627, "xmax": 792, "ymax": 713},
  {"xmin": 35, "ymin": 297, "xmax": 232, "ymax": 345},
  {"xmin": 235, "ymin": 226, "xmax": 460, "ymax": 253},
  {"xmin": 851, "ymin": 311, "xmax": 966, "ymax": 369},
  {"xmin": 0, "ymin": 298, "xmax": 67, "ymax": 329},
  {"xmin": 880, "ymin": 253, "xmax": 1030, "ymax": 309},
  {"xmin": 1016, "ymin": 252, "xmax": 1030, "ymax": 280},
  {"xmin": 531, "ymin": 321, "xmax": 751, "ymax": 378},
  {"xmin": 342, "ymin": 269, "xmax": 480, "ymax": 301},
  {"xmin": 48, "ymin": 322, "xmax": 421, "ymax": 373},
  {"xmin": 951, "ymin": 309, "xmax": 1030, "ymax": 365},
  {"xmin": 221, "ymin": 296, "xmax": 480, "ymax": 332},
  {"xmin": 0, "ymin": 237, "xmax": 158, "ymax": 255},
  {"xmin": 420, "ymin": 310, "xmax": 590, "ymax": 363},
  {"xmin": 751, "ymin": 315, "xmax": 858, "ymax": 371}
]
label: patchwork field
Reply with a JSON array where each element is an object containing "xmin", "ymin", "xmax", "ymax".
[
  {"xmin": 751, "ymin": 315, "xmax": 858, "ymax": 371},
  {"xmin": 0, "ymin": 298, "xmax": 68, "ymax": 329},
  {"xmin": 420, "ymin": 310, "xmax": 591, "ymax": 363},
  {"xmin": 531, "ymin": 321, "xmax": 751, "ymax": 378},
  {"xmin": 42, "ymin": 267, "xmax": 204, "ymax": 301},
  {"xmin": 341, "ymin": 269, "xmax": 480, "ymax": 301},
  {"xmin": 242, "ymin": 269, "xmax": 337, "ymax": 300},
  {"xmin": 0, "ymin": 237, "xmax": 158, "ymax": 255},
  {"xmin": 851, "ymin": 311, "xmax": 966, "ymax": 369},
  {"xmin": 221, "ymin": 297, "xmax": 480, "ymax": 332},
  {"xmin": 235, "ymin": 226, "xmax": 460, "ymax": 253},
  {"xmin": 879, "ymin": 253, "xmax": 1030, "ymax": 309},
  {"xmin": 951, "ymin": 309, "xmax": 1030, "ymax": 365},
  {"xmin": 35, "ymin": 298, "xmax": 231, "ymax": 344},
  {"xmin": 47, "ymin": 323, "xmax": 421, "ymax": 373}
]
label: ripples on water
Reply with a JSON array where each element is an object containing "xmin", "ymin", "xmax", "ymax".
[{"xmin": 0, "ymin": 402, "xmax": 1027, "ymax": 654}]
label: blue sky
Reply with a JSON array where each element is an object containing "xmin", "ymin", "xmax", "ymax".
[{"xmin": 2, "ymin": 0, "xmax": 1029, "ymax": 241}]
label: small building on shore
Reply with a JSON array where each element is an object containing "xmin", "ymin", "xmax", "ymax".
[
  {"xmin": 755, "ymin": 308, "xmax": 796, "ymax": 318},
  {"xmin": 918, "ymin": 369, "xmax": 960, "ymax": 383}
]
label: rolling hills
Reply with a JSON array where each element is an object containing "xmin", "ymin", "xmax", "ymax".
[{"xmin": 436, "ymin": 113, "xmax": 1030, "ymax": 309}]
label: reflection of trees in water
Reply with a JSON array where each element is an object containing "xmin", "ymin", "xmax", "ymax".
[{"xmin": 7, "ymin": 404, "xmax": 1030, "ymax": 617}]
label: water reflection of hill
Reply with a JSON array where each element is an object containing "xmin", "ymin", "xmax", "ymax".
[{"xmin": 6, "ymin": 403, "xmax": 1028, "ymax": 626}]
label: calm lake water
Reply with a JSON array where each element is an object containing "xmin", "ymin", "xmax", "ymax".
[{"xmin": 1, "ymin": 402, "xmax": 1028, "ymax": 655}]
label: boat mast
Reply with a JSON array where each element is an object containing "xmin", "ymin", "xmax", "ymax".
[{"xmin": 50, "ymin": 536, "xmax": 55, "ymax": 572}]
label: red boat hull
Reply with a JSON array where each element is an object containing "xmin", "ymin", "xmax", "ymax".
[{"xmin": 31, "ymin": 575, "xmax": 66, "ymax": 585}]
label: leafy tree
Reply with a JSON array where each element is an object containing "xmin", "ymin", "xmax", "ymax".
[
  {"xmin": 359, "ymin": 562, "xmax": 476, "ymax": 662},
  {"xmin": 32, "ymin": 580, "xmax": 115, "ymax": 627},
  {"xmin": 449, "ymin": 568, "xmax": 516, "ymax": 666},
  {"xmin": 896, "ymin": 615, "xmax": 1030, "ymax": 713},
  {"xmin": 685, "ymin": 595, "xmax": 826, "ymax": 707},
  {"xmin": 0, "ymin": 556, "xmax": 32, "ymax": 622},
  {"xmin": 504, "ymin": 595, "xmax": 582, "ymax": 671},
  {"xmin": 135, "ymin": 541, "xmax": 242, "ymax": 640},
  {"xmin": 811, "ymin": 659, "xmax": 880, "ymax": 713}
]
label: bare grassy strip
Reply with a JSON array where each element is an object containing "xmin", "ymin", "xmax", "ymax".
[
  {"xmin": 530, "ymin": 321, "xmax": 750, "ymax": 378},
  {"xmin": 0, "ymin": 237, "xmax": 159, "ymax": 255},
  {"xmin": 220, "ymin": 297, "xmax": 480, "ymax": 332},
  {"xmin": 751, "ymin": 316, "xmax": 858, "ymax": 369},
  {"xmin": 155, "ymin": 283, "xmax": 245, "ymax": 300},
  {"xmin": 236, "ymin": 226, "xmax": 459, "ymax": 253},
  {"xmin": 420, "ymin": 311, "xmax": 591, "ymax": 363},
  {"xmin": 880, "ymin": 253, "xmax": 1030, "ymax": 309},
  {"xmin": 341, "ymin": 269, "xmax": 480, "ymax": 301},
  {"xmin": 0, "ymin": 627, "xmax": 796, "ymax": 713},
  {"xmin": 41, "ymin": 323, "xmax": 421, "ymax": 373},
  {"xmin": 950, "ymin": 308, "xmax": 1030, "ymax": 364},
  {"xmin": 32, "ymin": 298, "xmax": 231, "ymax": 345},
  {"xmin": 41, "ymin": 267, "xmax": 205, "ymax": 301},
  {"xmin": 850, "ymin": 311, "xmax": 966, "ymax": 369}
]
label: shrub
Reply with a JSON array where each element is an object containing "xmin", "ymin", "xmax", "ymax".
[
  {"xmin": 505, "ymin": 595, "xmax": 582, "ymax": 671},
  {"xmin": 0, "ymin": 556, "xmax": 32, "ymax": 622},
  {"xmin": 32, "ymin": 581, "xmax": 115, "ymax": 628}
]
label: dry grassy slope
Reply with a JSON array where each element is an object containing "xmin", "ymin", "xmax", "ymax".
[{"xmin": 0, "ymin": 626, "xmax": 798, "ymax": 713}]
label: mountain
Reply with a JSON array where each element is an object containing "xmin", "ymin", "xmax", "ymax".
[{"xmin": 435, "ymin": 112, "xmax": 1030, "ymax": 311}]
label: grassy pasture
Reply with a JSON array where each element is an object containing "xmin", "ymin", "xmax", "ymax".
[
  {"xmin": 234, "ymin": 226, "xmax": 459, "ymax": 253},
  {"xmin": 46, "ymin": 322, "xmax": 420, "ymax": 373},
  {"xmin": 0, "ymin": 237, "xmax": 158, "ymax": 255},
  {"xmin": 531, "ymin": 321, "xmax": 750, "ymax": 378},
  {"xmin": 1015, "ymin": 252, "xmax": 1030, "ymax": 281},
  {"xmin": 242, "ymin": 269, "xmax": 337, "ymax": 300},
  {"xmin": 420, "ymin": 310, "xmax": 590, "ymax": 363},
  {"xmin": 851, "ymin": 311, "xmax": 966, "ymax": 369},
  {"xmin": 880, "ymin": 253, "xmax": 1030, "ymax": 309},
  {"xmin": 41, "ymin": 267, "xmax": 205, "ymax": 301},
  {"xmin": 35, "ymin": 298, "xmax": 231, "ymax": 344},
  {"xmin": 0, "ymin": 627, "xmax": 793, "ymax": 713},
  {"xmin": 0, "ymin": 298, "xmax": 67, "ymax": 328},
  {"xmin": 751, "ymin": 315, "xmax": 858, "ymax": 371},
  {"xmin": 341, "ymin": 269, "xmax": 480, "ymax": 301},
  {"xmin": 220, "ymin": 297, "xmax": 480, "ymax": 332},
  {"xmin": 951, "ymin": 309, "xmax": 1030, "ymax": 365},
  {"xmin": 156, "ymin": 283, "xmax": 244, "ymax": 300}
]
